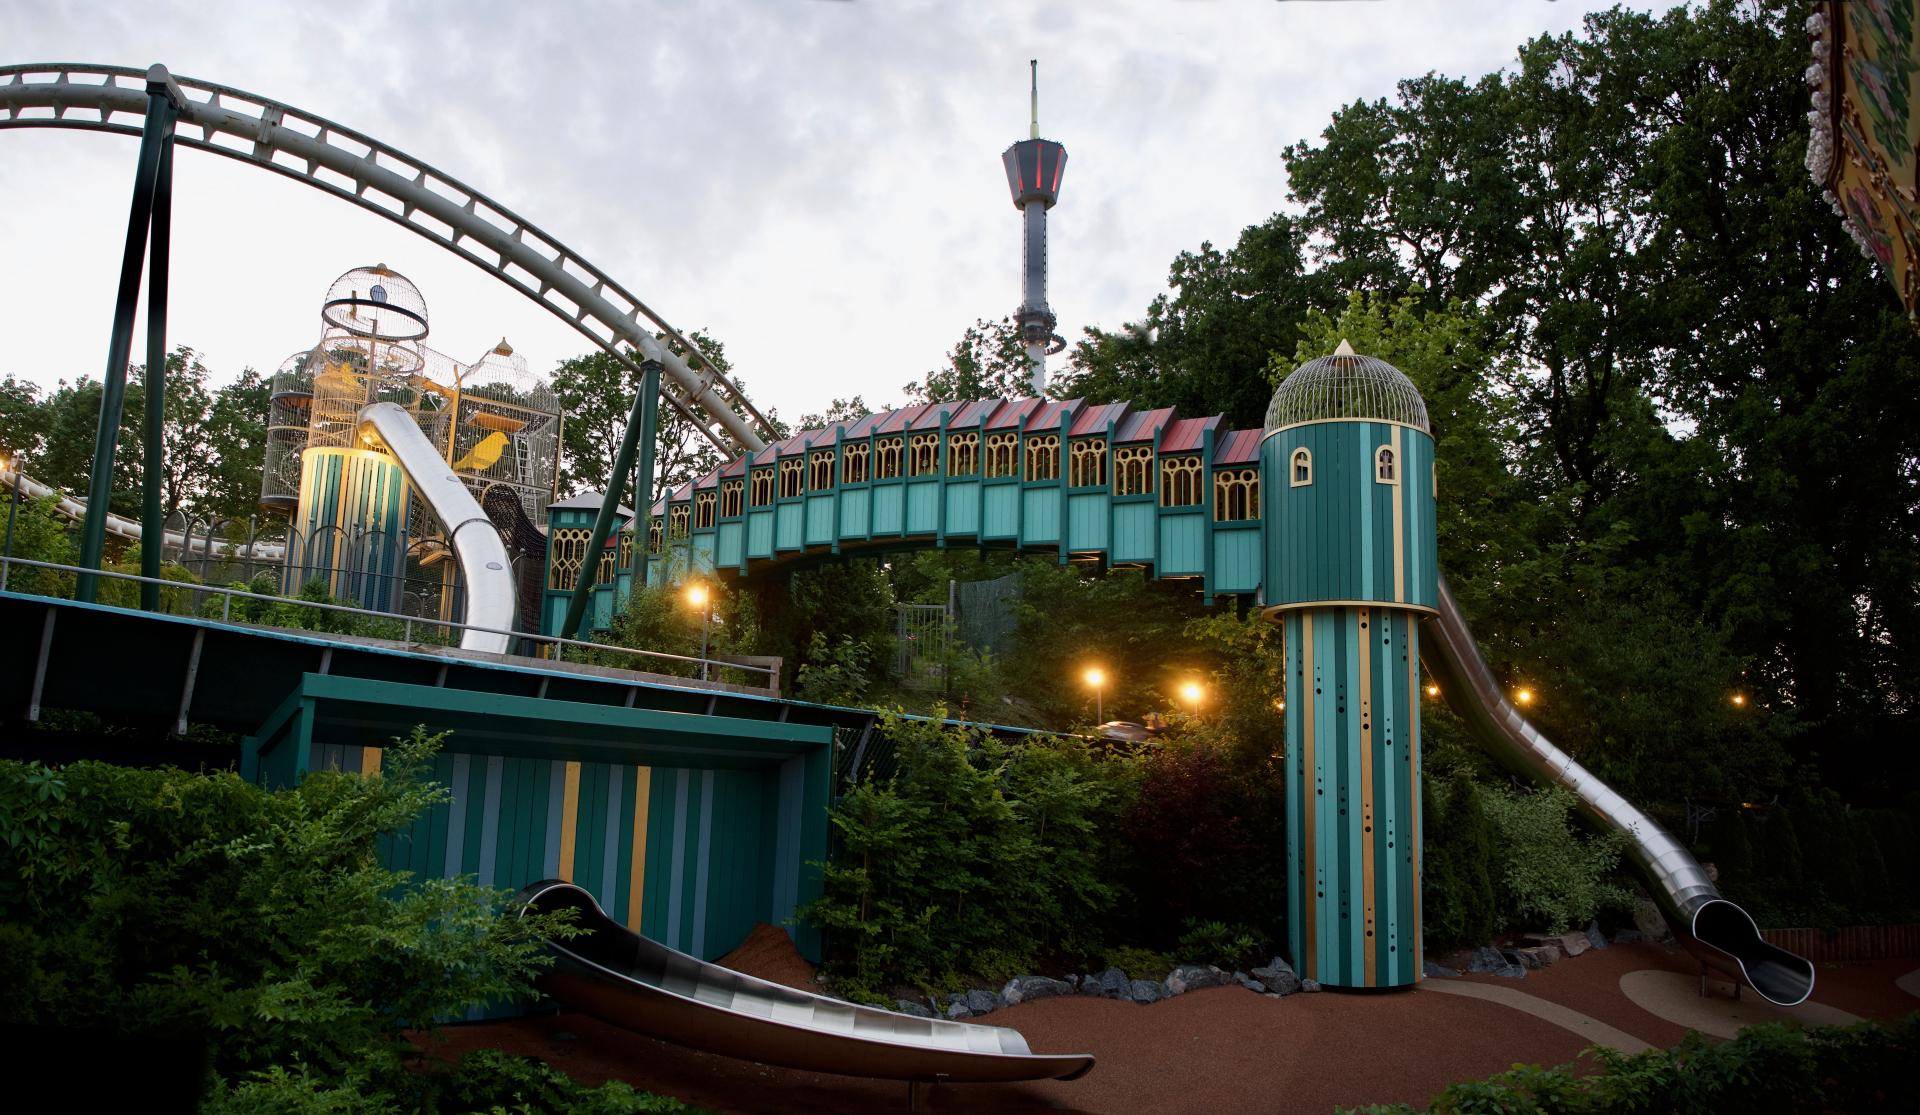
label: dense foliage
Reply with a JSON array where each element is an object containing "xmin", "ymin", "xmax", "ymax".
[
  {"xmin": 0, "ymin": 729, "xmax": 681, "ymax": 1111},
  {"xmin": 1341, "ymin": 1016, "xmax": 1920, "ymax": 1115}
]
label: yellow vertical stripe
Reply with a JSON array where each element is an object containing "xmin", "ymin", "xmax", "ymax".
[
  {"xmin": 1391, "ymin": 426, "xmax": 1405, "ymax": 604},
  {"xmin": 1359, "ymin": 607, "xmax": 1376, "ymax": 987},
  {"xmin": 558, "ymin": 760, "xmax": 582, "ymax": 882},
  {"xmin": 1408, "ymin": 622, "xmax": 1422, "ymax": 980},
  {"xmin": 1302, "ymin": 614, "xmax": 1317, "ymax": 982},
  {"xmin": 626, "ymin": 767, "xmax": 652, "ymax": 930},
  {"xmin": 362, "ymin": 747, "xmax": 382, "ymax": 776}
]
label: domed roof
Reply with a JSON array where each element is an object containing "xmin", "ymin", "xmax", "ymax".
[
  {"xmin": 1264, "ymin": 340, "xmax": 1429, "ymax": 433},
  {"xmin": 321, "ymin": 263, "xmax": 429, "ymax": 341}
]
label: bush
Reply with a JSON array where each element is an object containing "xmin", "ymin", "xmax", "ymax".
[
  {"xmin": 1176, "ymin": 918, "xmax": 1264, "ymax": 969},
  {"xmin": 1421, "ymin": 768, "xmax": 1500, "ymax": 947},
  {"xmin": 803, "ymin": 712, "xmax": 1140, "ymax": 990},
  {"xmin": 1481, "ymin": 783, "xmax": 1632, "ymax": 934},
  {"xmin": 795, "ymin": 632, "xmax": 877, "ymax": 705},
  {"xmin": 1340, "ymin": 1015, "xmax": 1920, "ymax": 1114}
]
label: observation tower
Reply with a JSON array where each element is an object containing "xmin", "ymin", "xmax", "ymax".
[
  {"xmin": 1262, "ymin": 341, "xmax": 1438, "ymax": 989},
  {"xmin": 1001, "ymin": 60, "xmax": 1067, "ymax": 394}
]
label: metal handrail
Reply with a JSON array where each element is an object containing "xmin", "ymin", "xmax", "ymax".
[{"xmin": 0, "ymin": 554, "xmax": 775, "ymax": 686}]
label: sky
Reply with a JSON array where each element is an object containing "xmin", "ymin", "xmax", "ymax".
[{"xmin": 0, "ymin": 0, "xmax": 1665, "ymax": 428}]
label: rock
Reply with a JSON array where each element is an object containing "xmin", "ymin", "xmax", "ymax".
[
  {"xmin": 1558, "ymin": 932, "xmax": 1589, "ymax": 958},
  {"xmin": 1231, "ymin": 970, "xmax": 1248, "ymax": 984},
  {"xmin": 1166, "ymin": 964, "xmax": 1231, "ymax": 996},
  {"xmin": 1128, "ymin": 979, "xmax": 1165, "ymax": 1004},
  {"xmin": 1509, "ymin": 944, "xmax": 1560, "ymax": 969},
  {"xmin": 1300, "ymin": 979, "xmax": 1322, "ymax": 993},
  {"xmin": 1001, "ymin": 975, "xmax": 1074, "ymax": 1005},
  {"xmin": 1422, "ymin": 960, "xmax": 1459, "ymax": 979},
  {"xmin": 1632, "ymin": 897, "xmax": 1672, "ymax": 942},
  {"xmin": 1250, "ymin": 959, "xmax": 1302, "ymax": 996},
  {"xmin": 1466, "ymin": 946, "xmax": 1507, "ymax": 973},
  {"xmin": 1612, "ymin": 928, "xmax": 1644, "ymax": 944},
  {"xmin": 1585, "ymin": 921, "xmax": 1609, "ymax": 951},
  {"xmin": 894, "ymin": 999, "xmax": 933, "ymax": 1018},
  {"xmin": 964, "ymin": 988, "xmax": 1001, "ymax": 1015},
  {"xmin": 1078, "ymin": 974, "xmax": 1106, "ymax": 997},
  {"xmin": 1063, "ymin": 973, "xmax": 1080, "ymax": 989},
  {"xmin": 1237, "ymin": 976, "xmax": 1266, "ymax": 992},
  {"xmin": 1097, "ymin": 967, "xmax": 1131, "ymax": 998},
  {"xmin": 944, "ymin": 996, "xmax": 972, "ymax": 1021}
]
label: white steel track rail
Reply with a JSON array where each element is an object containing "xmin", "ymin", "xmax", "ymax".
[{"xmin": 0, "ymin": 62, "xmax": 774, "ymax": 456}]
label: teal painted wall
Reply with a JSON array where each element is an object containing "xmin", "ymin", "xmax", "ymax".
[
  {"xmin": 838, "ymin": 489, "xmax": 871, "ymax": 538},
  {"xmin": 906, "ymin": 482, "xmax": 940, "ymax": 534},
  {"xmin": 982, "ymin": 484, "xmax": 1018, "ymax": 538},
  {"xmin": 775, "ymin": 503, "xmax": 804, "ymax": 549},
  {"xmin": 1212, "ymin": 528, "xmax": 1262, "ymax": 593},
  {"xmin": 1158, "ymin": 514, "xmax": 1204, "ymax": 575},
  {"xmin": 871, "ymin": 484, "xmax": 904, "ymax": 534},
  {"xmin": 1113, "ymin": 502, "xmax": 1154, "ymax": 563},
  {"xmin": 804, "ymin": 496, "xmax": 834, "ymax": 546},
  {"xmin": 1022, "ymin": 488, "xmax": 1059, "ymax": 544},
  {"xmin": 945, "ymin": 481, "xmax": 980, "ymax": 536},
  {"xmin": 717, "ymin": 521, "xmax": 744, "ymax": 567},
  {"xmin": 1263, "ymin": 421, "xmax": 1437, "ymax": 612},
  {"xmin": 747, "ymin": 511, "xmax": 775, "ymax": 558},
  {"xmin": 1282, "ymin": 607, "xmax": 1422, "ymax": 989}
]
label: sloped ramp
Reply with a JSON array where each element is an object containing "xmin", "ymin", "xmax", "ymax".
[{"xmin": 514, "ymin": 880, "xmax": 1095, "ymax": 1084}]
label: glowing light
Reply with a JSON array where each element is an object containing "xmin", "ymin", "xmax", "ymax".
[
  {"xmin": 1514, "ymin": 687, "xmax": 1535, "ymax": 706},
  {"xmin": 1180, "ymin": 680, "xmax": 1206, "ymax": 707},
  {"xmin": 684, "ymin": 583, "xmax": 710, "ymax": 608},
  {"xmin": 1730, "ymin": 693, "xmax": 1747, "ymax": 708},
  {"xmin": 1426, "ymin": 683, "xmax": 1440, "ymax": 697},
  {"xmin": 1274, "ymin": 699, "xmax": 1286, "ymax": 712},
  {"xmin": 1083, "ymin": 667, "xmax": 1106, "ymax": 689}
]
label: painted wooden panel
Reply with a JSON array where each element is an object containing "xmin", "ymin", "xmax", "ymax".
[
  {"xmin": 871, "ymin": 484, "xmax": 905, "ymax": 536},
  {"xmin": 804, "ymin": 495, "xmax": 835, "ymax": 546},
  {"xmin": 716, "ymin": 522, "xmax": 744, "ymax": 568},
  {"xmin": 746, "ymin": 510, "xmax": 775, "ymax": 559},
  {"xmin": 905, "ymin": 481, "xmax": 940, "ymax": 535},
  {"xmin": 944, "ymin": 481, "xmax": 980, "ymax": 536},
  {"xmin": 981, "ymin": 484, "xmax": 1019, "ymax": 539},
  {"xmin": 774, "ymin": 503, "xmax": 804, "ymax": 550},
  {"xmin": 691, "ymin": 533, "xmax": 716, "ymax": 575},
  {"xmin": 1212, "ymin": 527, "xmax": 1262, "ymax": 594},
  {"xmin": 1020, "ymin": 488, "xmax": 1060, "ymax": 545},
  {"xmin": 1066, "ymin": 493, "xmax": 1108, "ymax": 553},
  {"xmin": 1158, "ymin": 513, "xmax": 1205, "ymax": 576},
  {"xmin": 1112, "ymin": 501, "xmax": 1154, "ymax": 564},
  {"xmin": 837, "ymin": 488, "xmax": 871, "ymax": 539}
]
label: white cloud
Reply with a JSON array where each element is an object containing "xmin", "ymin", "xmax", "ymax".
[{"xmin": 0, "ymin": 0, "xmax": 1662, "ymax": 426}]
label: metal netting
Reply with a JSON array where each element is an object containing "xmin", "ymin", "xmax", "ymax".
[
  {"xmin": 321, "ymin": 263, "xmax": 429, "ymax": 340},
  {"xmin": 1265, "ymin": 348, "xmax": 1429, "ymax": 433},
  {"xmin": 447, "ymin": 338, "xmax": 562, "ymax": 529},
  {"xmin": 260, "ymin": 349, "xmax": 316, "ymax": 512}
]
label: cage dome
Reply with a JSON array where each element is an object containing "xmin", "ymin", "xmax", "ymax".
[
  {"xmin": 1264, "ymin": 340, "xmax": 1429, "ymax": 433},
  {"xmin": 321, "ymin": 263, "xmax": 429, "ymax": 341}
]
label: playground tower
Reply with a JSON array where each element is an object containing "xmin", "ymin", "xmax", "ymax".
[
  {"xmin": 1262, "ymin": 342, "xmax": 1437, "ymax": 989},
  {"xmin": 1001, "ymin": 60, "xmax": 1066, "ymax": 394}
]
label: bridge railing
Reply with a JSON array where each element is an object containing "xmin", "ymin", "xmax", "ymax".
[{"xmin": 0, "ymin": 555, "xmax": 776, "ymax": 692}]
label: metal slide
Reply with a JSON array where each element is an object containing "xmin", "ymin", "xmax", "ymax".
[
  {"xmin": 1419, "ymin": 576, "xmax": 1815, "ymax": 1006},
  {"xmin": 514, "ymin": 880, "xmax": 1096, "ymax": 1084},
  {"xmin": 356, "ymin": 403, "xmax": 515, "ymax": 656}
]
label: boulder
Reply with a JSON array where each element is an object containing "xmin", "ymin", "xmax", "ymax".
[
  {"xmin": 1063, "ymin": 973, "xmax": 1080, "ymax": 989},
  {"xmin": 1237, "ymin": 975, "xmax": 1266, "ymax": 992},
  {"xmin": 1166, "ymin": 965, "xmax": 1231, "ymax": 996},
  {"xmin": 1128, "ymin": 979, "xmax": 1165, "ymax": 1004},
  {"xmin": 1632, "ymin": 897, "xmax": 1672, "ymax": 942},
  {"xmin": 1001, "ymin": 975, "xmax": 1074, "ymax": 1005},
  {"xmin": 1097, "ymin": 967, "xmax": 1131, "ymax": 998},
  {"xmin": 894, "ymin": 999, "xmax": 933, "ymax": 1018},
  {"xmin": 964, "ymin": 988, "xmax": 1001, "ymax": 1016},
  {"xmin": 1300, "ymin": 979, "xmax": 1322, "ymax": 993},
  {"xmin": 1585, "ymin": 921, "xmax": 1609, "ymax": 951},
  {"xmin": 1467, "ymin": 944, "xmax": 1525, "ymax": 978},
  {"xmin": 944, "ymin": 995, "xmax": 972, "ymax": 1021},
  {"xmin": 1612, "ymin": 928, "xmax": 1644, "ymax": 945},
  {"xmin": 1250, "ymin": 960, "xmax": 1302, "ymax": 996},
  {"xmin": 1509, "ymin": 944, "xmax": 1561, "ymax": 969},
  {"xmin": 1558, "ymin": 932, "xmax": 1590, "ymax": 958},
  {"xmin": 1422, "ymin": 960, "xmax": 1459, "ymax": 979}
]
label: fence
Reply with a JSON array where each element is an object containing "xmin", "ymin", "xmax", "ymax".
[
  {"xmin": 1762, "ymin": 924, "xmax": 1920, "ymax": 962},
  {"xmin": 952, "ymin": 571, "xmax": 1021, "ymax": 660}
]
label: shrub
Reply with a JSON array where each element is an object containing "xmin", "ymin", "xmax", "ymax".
[
  {"xmin": 795, "ymin": 632, "xmax": 876, "ymax": 705},
  {"xmin": 1421, "ymin": 768, "xmax": 1500, "ymax": 947},
  {"xmin": 1481, "ymin": 783, "xmax": 1632, "ymax": 934},
  {"xmin": 1176, "ymin": 919, "xmax": 1264, "ymax": 969},
  {"xmin": 1339, "ymin": 1015, "xmax": 1920, "ymax": 1114}
]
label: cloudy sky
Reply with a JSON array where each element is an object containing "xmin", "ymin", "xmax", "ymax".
[{"xmin": 2, "ymin": 0, "xmax": 1661, "ymax": 427}]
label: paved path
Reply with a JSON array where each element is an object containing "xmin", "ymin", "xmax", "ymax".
[
  {"xmin": 1419, "ymin": 978, "xmax": 1654, "ymax": 1053},
  {"xmin": 1618, "ymin": 970, "xmax": 1863, "ymax": 1040},
  {"xmin": 1895, "ymin": 966, "xmax": 1920, "ymax": 1001}
]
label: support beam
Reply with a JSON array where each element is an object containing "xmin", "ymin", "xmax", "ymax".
[
  {"xmin": 560, "ymin": 358, "xmax": 660, "ymax": 640},
  {"xmin": 140, "ymin": 122, "xmax": 175, "ymax": 610},
  {"xmin": 630, "ymin": 362, "xmax": 661, "ymax": 588}
]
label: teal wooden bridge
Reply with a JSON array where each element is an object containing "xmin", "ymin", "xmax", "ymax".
[{"xmin": 541, "ymin": 397, "xmax": 1272, "ymax": 634}]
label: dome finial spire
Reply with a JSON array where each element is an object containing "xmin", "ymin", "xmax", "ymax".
[{"xmin": 1335, "ymin": 338, "xmax": 1356, "ymax": 356}]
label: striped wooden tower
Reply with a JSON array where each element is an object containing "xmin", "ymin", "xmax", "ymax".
[{"xmin": 1261, "ymin": 342, "xmax": 1438, "ymax": 989}]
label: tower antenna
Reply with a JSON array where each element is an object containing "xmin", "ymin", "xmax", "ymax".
[{"xmin": 1030, "ymin": 59, "xmax": 1039, "ymax": 140}]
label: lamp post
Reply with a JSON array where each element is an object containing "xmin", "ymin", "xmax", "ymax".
[
  {"xmin": 1083, "ymin": 665, "xmax": 1106, "ymax": 723},
  {"xmin": 1180, "ymin": 679, "xmax": 1205, "ymax": 716},
  {"xmin": 686, "ymin": 582, "xmax": 712, "ymax": 681}
]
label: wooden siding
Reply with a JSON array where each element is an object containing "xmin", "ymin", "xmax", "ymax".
[{"xmin": 1265, "ymin": 423, "xmax": 1437, "ymax": 612}]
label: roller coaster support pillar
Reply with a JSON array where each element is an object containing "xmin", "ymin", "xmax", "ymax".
[
  {"xmin": 561, "ymin": 357, "xmax": 661, "ymax": 640},
  {"xmin": 139, "ymin": 114, "xmax": 175, "ymax": 610},
  {"xmin": 630, "ymin": 362, "xmax": 660, "ymax": 588},
  {"xmin": 77, "ymin": 64, "xmax": 184, "ymax": 604}
]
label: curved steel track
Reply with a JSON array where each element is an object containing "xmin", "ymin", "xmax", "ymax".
[{"xmin": 0, "ymin": 62, "xmax": 774, "ymax": 456}]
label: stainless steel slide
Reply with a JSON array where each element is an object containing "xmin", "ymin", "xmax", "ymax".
[
  {"xmin": 514, "ymin": 880, "xmax": 1096, "ymax": 1084},
  {"xmin": 356, "ymin": 402, "xmax": 515, "ymax": 656},
  {"xmin": 1419, "ymin": 576, "xmax": 1815, "ymax": 1006}
]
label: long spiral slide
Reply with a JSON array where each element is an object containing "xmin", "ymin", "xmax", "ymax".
[{"xmin": 1421, "ymin": 577, "xmax": 1815, "ymax": 1007}]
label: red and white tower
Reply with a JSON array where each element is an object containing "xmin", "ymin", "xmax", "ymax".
[{"xmin": 1001, "ymin": 60, "xmax": 1067, "ymax": 394}]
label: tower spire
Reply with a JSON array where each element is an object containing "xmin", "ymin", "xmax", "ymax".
[
  {"xmin": 1030, "ymin": 59, "xmax": 1039, "ymax": 140},
  {"xmin": 1002, "ymin": 62, "xmax": 1067, "ymax": 394}
]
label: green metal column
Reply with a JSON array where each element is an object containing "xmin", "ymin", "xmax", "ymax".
[
  {"xmin": 629, "ymin": 363, "xmax": 660, "ymax": 588},
  {"xmin": 139, "ymin": 129, "xmax": 175, "ymax": 610},
  {"xmin": 561, "ymin": 357, "xmax": 660, "ymax": 640},
  {"xmin": 77, "ymin": 74, "xmax": 180, "ymax": 603}
]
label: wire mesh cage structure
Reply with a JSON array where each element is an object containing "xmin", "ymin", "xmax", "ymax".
[
  {"xmin": 447, "ymin": 339, "xmax": 561, "ymax": 529},
  {"xmin": 1264, "ymin": 345, "xmax": 1430, "ymax": 433},
  {"xmin": 321, "ymin": 263, "xmax": 429, "ymax": 341},
  {"xmin": 260, "ymin": 349, "xmax": 317, "ymax": 513}
]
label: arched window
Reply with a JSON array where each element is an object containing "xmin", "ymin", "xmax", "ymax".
[
  {"xmin": 874, "ymin": 436, "xmax": 904, "ymax": 479},
  {"xmin": 1070, "ymin": 438, "xmax": 1108, "ymax": 487},
  {"xmin": 908, "ymin": 432, "xmax": 940, "ymax": 476},
  {"xmin": 1114, "ymin": 446, "xmax": 1154, "ymax": 496},
  {"xmin": 779, "ymin": 456, "xmax": 805, "ymax": 498},
  {"xmin": 648, "ymin": 517, "xmax": 663, "ymax": 552},
  {"xmin": 749, "ymin": 468, "xmax": 775, "ymax": 506},
  {"xmin": 1290, "ymin": 448, "xmax": 1313, "ymax": 487},
  {"xmin": 1375, "ymin": 445, "xmax": 1397, "ymax": 485},
  {"xmin": 719, "ymin": 478, "xmax": 744, "ymax": 518},
  {"xmin": 669, "ymin": 504, "xmax": 690, "ymax": 539},
  {"xmin": 1160, "ymin": 454, "xmax": 1202, "ymax": 506},
  {"xmin": 548, "ymin": 527, "xmax": 591, "ymax": 590},
  {"xmin": 841, "ymin": 442, "xmax": 870, "ymax": 485},
  {"xmin": 1024, "ymin": 434, "xmax": 1060, "ymax": 482},
  {"xmin": 984, "ymin": 432, "xmax": 1018, "ymax": 477},
  {"xmin": 946, "ymin": 431, "xmax": 980, "ymax": 476},
  {"xmin": 694, "ymin": 490, "xmax": 716, "ymax": 528},
  {"xmin": 1214, "ymin": 468, "xmax": 1260, "ymax": 521},
  {"xmin": 809, "ymin": 449, "xmax": 835, "ymax": 490}
]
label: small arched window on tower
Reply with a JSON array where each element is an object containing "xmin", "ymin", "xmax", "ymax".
[
  {"xmin": 1290, "ymin": 448, "xmax": 1313, "ymax": 488},
  {"xmin": 1375, "ymin": 445, "xmax": 1397, "ymax": 485}
]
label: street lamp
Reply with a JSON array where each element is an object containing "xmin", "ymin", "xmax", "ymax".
[
  {"xmin": 1514, "ymin": 686, "xmax": 1534, "ymax": 707},
  {"xmin": 1083, "ymin": 666, "xmax": 1106, "ymax": 722},
  {"xmin": 684, "ymin": 582, "xmax": 712, "ymax": 680},
  {"xmin": 1180, "ymin": 679, "xmax": 1205, "ymax": 714}
]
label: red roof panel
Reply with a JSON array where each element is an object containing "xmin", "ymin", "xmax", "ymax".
[
  {"xmin": 1159, "ymin": 416, "xmax": 1219, "ymax": 454},
  {"xmin": 1213, "ymin": 428, "xmax": 1263, "ymax": 465},
  {"xmin": 1114, "ymin": 406, "xmax": 1175, "ymax": 444}
]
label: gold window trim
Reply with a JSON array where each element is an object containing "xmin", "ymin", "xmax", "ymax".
[
  {"xmin": 908, "ymin": 432, "xmax": 941, "ymax": 476},
  {"xmin": 720, "ymin": 478, "xmax": 744, "ymax": 518},
  {"xmin": 648, "ymin": 517, "xmax": 663, "ymax": 553},
  {"xmin": 875, "ymin": 436, "xmax": 904, "ymax": 479},
  {"xmin": 809, "ymin": 448, "xmax": 836, "ymax": 490},
  {"xmin": 779, "ymin": 456, "xmax": 805, "ymax": 499},
  {"xmin": 1214, "ymin": 467, "xmax": 1259, "ymax": 521},
  {"xmin": 694, "ymin": 489, "xmax": 717, "ymax": 528},
  {"xmin": 1025, "ymin": 433, "xmax": 1060, "ymax": 482},
  {"xmin": 1070, "ymin": 438, "xmax": 1108, "ymax": 488},
  {"xmin": 548, "ymin": 526, "xmax": 591, "ymax": 590},
  {"xmin": 1291, "ymin": 448, "xmax": 1313, "ymax": 488},
  {"xmin": 669, "ymin": 503, "xmax": 690, "ymax": 539},
  {"xmin": 841, "ymin": 441, "xmax": 870, "ymax": 484},
  {"xmin": 749, "ymin": 468, "xmax": 775, "ymax": 506},
  {"xmin": 1160, "ymin": 454, "xmax": 1202, "ymax": 506},
  {"xmin": 1114, "ymin": 445, "xmax": 1154, "ymax": 496},
  {"xmin": 984, "ymin": 431, "xmax": 1017, "ymax": 477},
  {"xmin": 946, "ymin": 431, "xmax": 980, "ymax": 475},
  {"xmin": 1374, "ymin": 445, "xmax": 1398, "ymax": 485}
]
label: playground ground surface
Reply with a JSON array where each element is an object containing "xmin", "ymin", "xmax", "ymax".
[{"xmin": 432, "ymin": 931, "xmax": 1920, "ymax": 1114}]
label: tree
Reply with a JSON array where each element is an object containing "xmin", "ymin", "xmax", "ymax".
[
  {"xmin": 550, "ymin": 329, "xmax": 735, "ymax": 497},
  {"xmin": 905, "ymin": 317, "xmax": 1033, "ymax": 403},
  {"xmin": 198, "ymin": 366, "xmax": 269, "ymax": 522},
  {"xmin": 796, "ymin": 396, "xmax": 873, "ymax": 433},
  {"xmin": 0, "ymin": 376, "xmax": 48, "ymax": 461}
]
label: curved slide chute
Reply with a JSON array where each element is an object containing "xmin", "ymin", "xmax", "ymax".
[
  {"xmin": 356, "ymin": 402, "xmax": 514, "ymax": 656},
  {"xmin": 515, "ymin": 880, "xmax": 1096, "ymax": 1085},
  {"xmin": 1419, "ymin": 576, "xmax": 1814, "ymax": 1007}
]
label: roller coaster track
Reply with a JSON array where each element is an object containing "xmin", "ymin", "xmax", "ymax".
[{"xmin": 0, "ymin": 62, "xmax": 775, "ymax": 457}]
